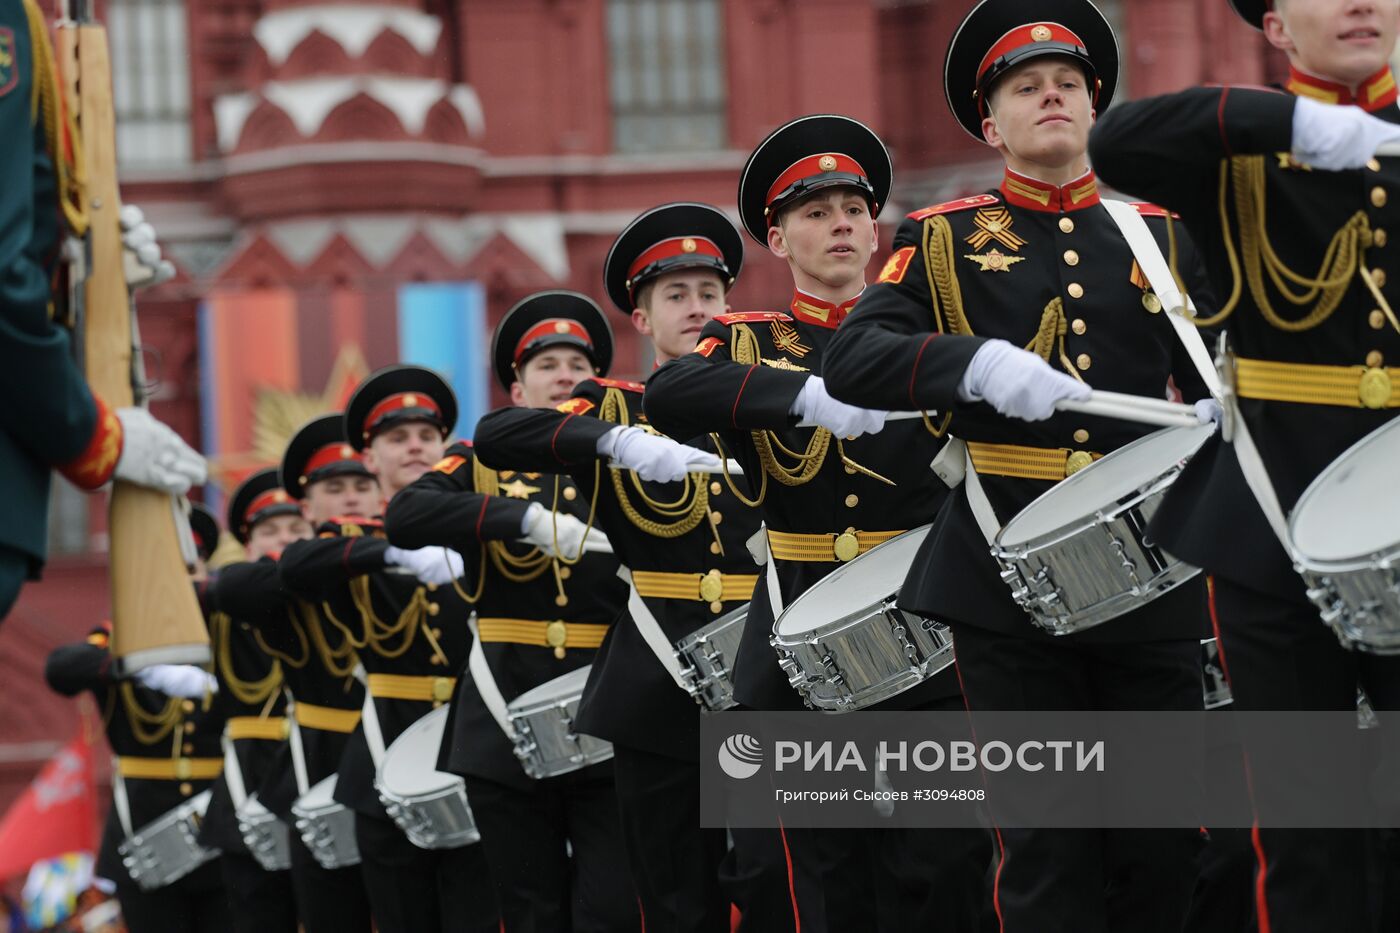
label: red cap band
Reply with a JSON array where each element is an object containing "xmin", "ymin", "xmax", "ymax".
[
  {"xmin": 627, "ymin": 236, "xmax": 725, "ymax": 284},
  {"xmin": 977, "ymin": 22, "xmax": 1087, "ymax": 85},
  {"xmin": 245, "ymin": 488, "xmax": 293, "ymax": 526},
  {"xmin": 303, "ymin": 442, "xmax": 362, "ymax": 478},
  {"xmin": 514, "ymin": 318, "xmax": 593, "ymax": 364},
  {"xmin": 364, "ymin": 392, "xmax": 443, "ymax": 436},
  {"xmin": 765, "ymin": 152, "xmax": 868, "ymax": 212}
]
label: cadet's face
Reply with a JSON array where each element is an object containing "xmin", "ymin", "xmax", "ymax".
[
  {"xmin": 303, "ymin": 474, "xmax": 380, "ymax": 525},
  {"xmin": 1266, "ymin": 0, "xmax": 1400, "ymax": 88},
  {"xmin": 768, "ymin": 189, "xmax": 877, "ymax": 294},
  {"xmin": 364, "ymin": 422, "xmax": 447, "ymax": 500},
  {"xmin": 245, "ymin": 513, "xmax": 312, "ymax": 560},
  {"xmin": 983, "ymin": 58, "xmax": 1094, "ymax": 171},
  {"xmin": 510, "ymin": 347, "xmax": 594, "ymax": 409},
  {"xmin": 633, "ymin": 270, "xmax": 728, "ymax": 363}
]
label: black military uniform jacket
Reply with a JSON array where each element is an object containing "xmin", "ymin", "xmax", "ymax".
[
  {"xmin": 473, "ymin": 377, "xmax": 762, "ymax": 761},
  {"xmin": 385, "ymin": 439, "xmax": 627, "ymax": 789},
  {"xmin": 197, "ymin": 574, "xmax": 289, "ymax": 856},
  {"xmin": 214, "ymin": 558, "xmax": 363, "ymax": 819},
  {"xmin": 1090, "ymin": 82, "xmax": 1400, "ymax": 601},
  {"xmin": 279, "ymin": 516, "xmax": 479, "ymax": 816},
  {"xmin": 823, "ymin": 173, "xmax": 1213, "ymax": 643},
  {"xmin": 45, "ymin": 639, "xmax": 224, "ymax": 884},
  {"xmin": 645, "ymin": 294, "xmax": 962, "ymax": 711}
]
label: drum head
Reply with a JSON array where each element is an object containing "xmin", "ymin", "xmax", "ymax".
[
  {"xmin": 1291, "ymin": 417, "xmax": 1400, "ymax": 563},
  {"xmin": 302, "ymin": 774, "xmax": 337, "ymax": 807},
  {"xmin": 998, "ymin": 424, "xmax": 1214, "ymax": 546},
  {"xmin": 776, "ymin": 526, "xmax": 931, "ymax": 636},
  {"xmin": 379, "ymin": 706, "xmax": 452, "ymax": 795},
  {"xmin": 510, "ymin": 664, "xmax": 593, "ymax": 710}
]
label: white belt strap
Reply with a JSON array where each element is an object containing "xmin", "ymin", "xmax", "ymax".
[
  {"xmin": 111, "ymin": 758, "xmax": 135, "ymax": 838},
  {"xmin": 962, "ymin": 445, "xmax": 1003, "ymax": 546},
  {"xmin": 284, "ymin": 692, "xmax": 310, "ymax": 796},
  {"xmin": 616, "ymin": 567, "xmax": 691, "ymax": 692},
  {"xmin": 764, "ymin": 537, "xmax": 783, "ymax": 623},
  {"xmin": 221, "ymin": 731, "xmax": 250, "ymax": 810},
  {"xmin": 466, "ymin": 614, "xmax": 517, "ymax": 741},
  {"xmin": 352, "ymin": 665, "xmax": 386, "ymax": 768}
]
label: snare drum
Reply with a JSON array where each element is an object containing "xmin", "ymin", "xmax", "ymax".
[
  {"xmin": 506, "ymin": 666, "xmax": 614, "ymax": 779},
  {"xmin": 993, "ymin": 425, "xmax": 1214, "ymax": 635},
  {"xmin": 674, "ymin": 604, "xmax": 748, "ymax": 711},
  {"xmin": 118, "ymin": 790, "xmax": 219, "ymax": 891},
  {"xmin": 291, "ymin": 775, "xmax": 360, "ymax": 869},
  {"xmin": 377, "ymin": 706, "xmax": 480, "ymax": 850},
  {"xmin": 235, "ymin": 795, "xmax": 291, "ymax": 872},
  {"xmin": 1289, "ymin": 417, "xmax": 1400, "ymax": 654},
  {"xmin": 771, "ymin": 526, "xmax": 953, "ymax": 712},
  {"xmin": 1200, "ymin": 637, "xmax": 1232, "ymax": 709}
]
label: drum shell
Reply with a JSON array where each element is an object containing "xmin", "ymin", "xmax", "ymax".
[
  {"xmin": 375, "ymin": 708, "xmax": 480, "ymax": 850},
  {"xmin": 674, "ymin": 606, "xmax": 747, "ymax": 711},
  {"xmin": 507, "ymin": 678, "xmax": 615, "ymax": 780},
  {"xmin": 235, "ymin": 797, "xmax": 292, "ymax": 872},
  {"xmin": 772, "ymin": 601, "xmax": 953, "ymax": 711},
  {"xmin": 291, "ymin": 776, "xmax": 361, "ymax": 870},
  {"xmin": 1298, "ymin": 560, "xmax": 1400, "ymax": 654},
  {"xmin": 118, "ymin": 790, "xmax": 220, "ymax": 891}
]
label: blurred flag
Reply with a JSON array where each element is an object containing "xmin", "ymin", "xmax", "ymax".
[
  {"xmin": 0, "ymin": 737, "xmax": 98, "ymax": 881},
  {"xmin": 21, "ymin": 853, "xmax": 92, "ymax": 929}
]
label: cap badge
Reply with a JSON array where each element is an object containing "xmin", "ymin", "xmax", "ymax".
[
  {"xmin": 403, "ymin": 393, "xmax": 418, "ymax": 407},
  {"xmin": 1031, "ymin": 24, "xmax": 1053, "ymax": 42},
  {"xmin": 554, "ymin": 321, "xmax": 571, "ymax": 334},
  {"xmin": 818, "ymin": 155, "xmax": 838, "ymax": 172},
  {"xmin": 273, "ymin": 490, "xmax": 288, "ymax": 503},
  {"xmin": 681, "ymin": 237, "xmax": 698, "ymax": 253},
  {"xmin": 340, "ymin": 445, "xmax": 354, "ymax": 458}
]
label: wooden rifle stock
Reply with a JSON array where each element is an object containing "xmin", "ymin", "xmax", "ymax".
[{"xmin": 57, "ymin": 12, "xmax": 209, "ymax": 672}]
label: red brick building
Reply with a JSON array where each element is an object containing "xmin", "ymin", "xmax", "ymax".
[{"xmin": 0, "ymin": 0, "xmax": 1281, "ymax": 836}]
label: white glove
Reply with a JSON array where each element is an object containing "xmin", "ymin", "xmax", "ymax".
[
  {"xmin": 597, "ymin": 426, "xmax": 724, "ymax": 482},
  {"xmin": 119, "ymin": 205, "xmax": 176, "ymax": 288},
  {"xmin": 135, "ymin": 664, "xmax": 216, "ymax": 699},
  {"xmin": 1292, "ymin": 98, "xmax": 1400, "ymax": 171},
  {"xmin": 790, "ymin": 376, "xmax": 887, "ymax": 438},
  {"xmin": 520, "ymin": 501, "xmax": 592, "ymax": 559},
  {"xmin": 113, "ymin": 408, "xmax": 208, "ymax": 494},
  {"xmin": 383, "ymin": 545, "xmax": 465, "ymax": 585},
  {"xmin": 1195, "ymin": 398, "xmax": 1223, "ymax": 426},
  {"xmin": 956, "ymin": 339, "xmax": 1091, "ymax": 421}
]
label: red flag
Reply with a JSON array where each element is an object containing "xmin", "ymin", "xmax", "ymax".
[{"xmin": 0, "ymin": 736, "xmax": 99, "ymax": 880}]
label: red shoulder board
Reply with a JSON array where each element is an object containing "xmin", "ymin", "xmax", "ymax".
[
  {"xmin": 432, "ymin": 454, "xmax": 467, "ymax": 475},
  {"xmin": 714, "ymin": 311, "xmax": 792, "ymax": 325},
  {"xmin": 557, "ymin": 397, "xmax": 596, "ymax": 416},
  {"xmin": 591, "ymin": 377, "xmax": 646, "ymax": 393},
  {"xmin": 907, "ymin": 194, "xmax": 1000, "ymax": 221},
  {"xmin": 694, "ymin": 335, "xmax": 725, "ymax": 357},
  {"xmin": 1130, "ymin": 203, "xmax": 1181, "ymax": 219},
  {"xmin": 329, "ymin": 516, "xmax": 384, "ymax": 530}
]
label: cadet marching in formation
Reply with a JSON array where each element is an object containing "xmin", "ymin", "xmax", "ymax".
[{"xmin": 30, "ymin": 0, "xmax": 1400, "ymax": 930}]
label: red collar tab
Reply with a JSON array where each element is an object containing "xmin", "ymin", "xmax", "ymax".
[
  {"xmin": 591, "ymin": 377, "xmax": 646, "ymax": 393},
  {"xmin": 302, "ymin": 442, "xmax": 363, "ymax": 482},
  {"xmin": 245, "ymin": 488, "xmax": 296, "ymax": 527},
  {"xmin": 766, "ymin": 152, "xmax": 869, "ymax": 218},
  {"xmin": 627, "ymin": 236, "xmax": 725, "ymax": 283},
  {"xmin": 1286, "ymin": 65, "xmax": 1398, "ymax": 113},
  {"xmin": 789, "ymin": 290, "xmax": 861, "ymax": 329},
  {"xmin": 514, "ymin": 318, "xmax": 593, "ymax": 365},
  {"xmin": 978, "ymin": 22, "xmax": 1088, "ymax": 86},
  {"xmin": 999, "ymin": 168, "xmax": 1100, "ymax": 213},
  {"xmin": 365, "ymin": 391, "xmax": 444, "ymax": 436}
]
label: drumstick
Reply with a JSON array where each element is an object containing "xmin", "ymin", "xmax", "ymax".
[
  {"xmin": 871, "ymin": 390, "xmax": 1201, "ymax": 430},
  {"xmin": 607, "ymin": 459, "xmax": 746, "ymax": 475}
]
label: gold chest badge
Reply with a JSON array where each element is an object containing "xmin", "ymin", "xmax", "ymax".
[
  {"xmin": 769, "ymin": 320, "xmax": 812, "ymax": 358},
  {"xmin": 964, "ymin": 207, "xmax": 1027, "ymax": 273},
  {"xmin": 964, "ymin": 249, "xmax": 1025, "ymax": 273}
]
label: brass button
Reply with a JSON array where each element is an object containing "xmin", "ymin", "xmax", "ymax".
[
  {"xmin": 432, "ymin": 677, "xmax": 453, "ymax": 702},
  {"xmin": 1370, "ymin": 158, "xmax": 1383, "ymax": 172},
  {"xmin": 843, "ymin": 465, "xmax": 857, "ymax": 474},
  {"xmin": 709, "ymin": 511, "xmax": 722, "ymax": 525},
  {"xmin": 1059, "ymin": 217, "xmax": 1075, "ymax": 234},
  {"xmin": 179, "ymin": 782, "xmax": 193, "ymax": 797},
  {"xmin": 1067, "ymin": 283, "xmax": 1084, "ymax": 299},
  {"xmin": 1073, "ymin": 429, "xmax": 1090, "ymax": 444},
  {"xmin": 1367, "ymin": 350, "xmax": 1385, "ymax": 368},
  {"xmin": 562, "ymin": 486, "xmax": 577, "ymax": 501},
  {"xmin": 1063, "ymin": 250, "xmax": 1080, "ymax": 267},
  {"xmin": 1376, "ymin": 229, "xmax": 1389, "ymax": 248},
  {"xmin": 1065, "ymin": 451, "xmax": 1094, "ymax": 475},
  {"xmin": 182, "ymin": 742, "xmax": 194, "ymax": 755},
  {"xmin": 709, "ymin": 601, "xmax": 724, "ymax": 614},
  {"xmin": 1076, "ymin": 353, "xmax": 1092, "ymax": 371},
  {"xmin": 426, "ymin": 582, "xmax": 437, "ymax": 592},
  {"xmin": 709, "ymin": 541, "xmax": 721, "ymax": 555},
  {"xmin": 1374, "ymin": 268, "xmax": 1388, "ymax": 288},
  {"xmin": 430, "ymin": 655, "xmax": 444, "ymax": 666},
  {"xmin": 1373, "ymin": 187, "xmax": 1388, "ymax": 208},
  {"xmin": 181, "ymin": 700, "xmax": 195, "ymax": 713},
  {"xmin": 1071, "ymin": 318, "xmax": 1086, "ymax": 335},
  {"xmin": 555, "ymin": 594, "xmax": 569, "ymax": 607},
  {"xmin": 431, "ymin": 627, "xmax": 443, "ymax": 639},
  {"xmin": 1359, "ymin": 367, "xmax": 1393, "ymax": 408},
  {"xmin": 1370, "ymin": 309, "xmax": 1387, "ymax": 329},
  {"xmin": 559, "ymin": 567, "xmax": 571, "ymax": 580},
  {"xmin": 833, "ymin": 530, "xmax": 860, "ymax": 562},
  {"xmin": 427, "ymin": 602, "xmax": 440, "ymax": 616},
  {"xmin": 710, "ymin": 481, "xmax": 722, "ymax": 496},
  {"xmin": 1142, "ymin": 292, "xmax": 1163, "ymax": 313},
  {"xmin": 844, "ymin": 494, "xmax": 859, "ymax": 508},
  {"xmin": 699, "ymin": 569, "xmax": 724, "ymax": 603},
  {"xmin": 183, "ymin": 722, "xmax": 195, "ymax": 734}
]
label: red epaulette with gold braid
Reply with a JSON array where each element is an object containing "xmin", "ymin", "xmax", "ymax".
[
  {"xmin": 907, "ymin": 194, "xmax": 1000, "ymax": 221},
  {"xmin": 1130, "ymin": 202, "xmax": 1181, "ymax": 219},
  {"xmin": 714, "ymin": 311, "xmax": 792, "ymax": 325},
  {"xmin": 591, "ymin": 377, "xmax": 646, "ymax": 393}
]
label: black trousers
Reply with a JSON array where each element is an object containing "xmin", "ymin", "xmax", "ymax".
[
  {"xmin": 462, "ymin": 771, "xmax": 639, "ymax": 933},
  {"xmin": 355, "ymin": 810, "xmax": 499, "ymax": 933},
  {"xmin": 1212, "ymin": 578, "xmax": 1400, "ymax": 933},
  {"xmin": 219, "ymin": 851, "xmax": 298, "ymax": 933},
  {"xmin": 116, "ymin": 858, "xmax": 230, "ymax": 933},
  {"xmin": 612, "ymin": 744, "xmax": 729, "ymax": 933},
  {"xmin": 288, "ymin": 831, "xmax": 373, "ymax": 933},
  {"xmin": 950, "ymin": 622, "xmax": 1203, "ymax": 933}
]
